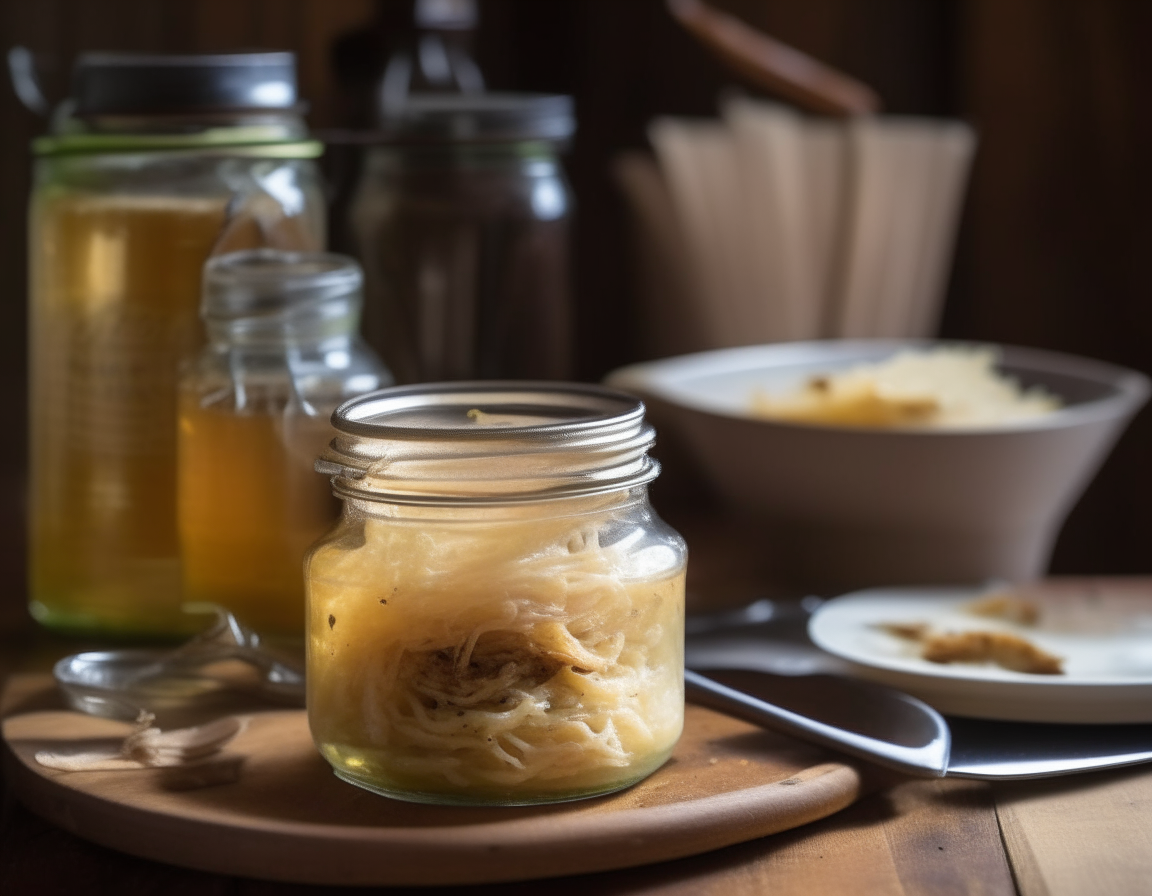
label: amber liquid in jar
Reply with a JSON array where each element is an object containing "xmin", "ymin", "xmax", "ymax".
[
  {"xmin": 177, "ymin": 390, "xmax": 338, "ymax": 636},
  {"xmin": 29, "ymin": 195, "xmax": 228, "ymax": 635}
]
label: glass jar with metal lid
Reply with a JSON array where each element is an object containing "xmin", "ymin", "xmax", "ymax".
[
  {"xmin": 307, "ymin": 383, "xmax": 686, "ymax": 805},
  {"xmin": 28, "ymin": 52, "xmax": 326, "ymax": 637},
  {"xmin": 346, "ymin": 93, "xmax": 575, "ymax": 384}
]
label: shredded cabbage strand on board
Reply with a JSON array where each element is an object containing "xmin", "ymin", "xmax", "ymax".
[
  {"xmin": 750, "ymin": 347, "xmax": 1061, "ymax": 428},
  {"xmin": 308, "ymin": 511, "xmax": 684, "ymax": 795}
]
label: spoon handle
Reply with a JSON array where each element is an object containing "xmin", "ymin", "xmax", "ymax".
[{"xmin": 667, "ymin": 0, "xmax": 881, "ymax": 116}]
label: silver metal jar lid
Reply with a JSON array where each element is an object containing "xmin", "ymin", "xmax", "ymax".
[
  {"xmin": 72, "ymin": 51, "xmax": 298, "ymax": 115},
  {"xmin": 317, "ymin": 382, "xmax": 658, "ymax": 504}
]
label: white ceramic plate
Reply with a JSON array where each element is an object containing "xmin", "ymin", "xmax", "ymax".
[{"xmin": 808, "ymin": 586, "xmax": 1152, "ymax": 723}]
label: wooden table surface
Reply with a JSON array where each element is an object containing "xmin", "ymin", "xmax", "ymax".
[{"xmin": 3, "ymin": 574, "xmax": 1151, "ymax": 895}]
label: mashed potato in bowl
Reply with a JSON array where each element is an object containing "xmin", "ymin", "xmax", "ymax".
[
  {"xmin": 750, "ymin": 346, "xmax": 1061, "ymax": 429},
  {"xmin": 605, "ymin": 340, "xmax": 1148, "ymax": 591}
]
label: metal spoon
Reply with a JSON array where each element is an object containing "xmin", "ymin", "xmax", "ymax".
[{"xmin": 53, "ymin": 605, "xmax": 304, "ymax": 720}]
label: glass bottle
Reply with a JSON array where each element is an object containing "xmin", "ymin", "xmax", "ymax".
[
  {"xmin": 348, "ymin": 94, "xmax": 575, "ymax": 384},
  {"xmin": 381, "ymin": 0, "xmax": 485, "ymax": 114},
  {"xmin": 28, "ymin": 52, "xmax": 326, "ymax": 637},
  {"xmin": 307, "ymin": 383, "xmax": 687, "ymax": 805},
  {"xmin": 178, "ymin": 250, "xmax": 390, "ymax": 638}
]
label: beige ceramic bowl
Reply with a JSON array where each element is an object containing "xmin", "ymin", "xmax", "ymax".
[{"xmin": 607, "ymin": 340, "xmax": 1149, "ymax": 594}]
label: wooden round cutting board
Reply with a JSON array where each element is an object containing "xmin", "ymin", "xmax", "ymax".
[{"xmin": 1, "ymin": 674, "xmax": 863, "ymax": 887}]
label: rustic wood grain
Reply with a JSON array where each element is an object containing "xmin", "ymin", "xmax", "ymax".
[
  {"xmin": 600, "ymin": 778, "xmax": 1015, "ymax": 896},
  {"xmin": 958, "ymin": 0, "xmax": 1152, "ymax": 577},
  {"xmin": 2, "ymin": 674, "xmax": 865, "ymax": 887},
  {"xmin": 994, "ymin": 766, "xmax": 1152, "ymax": 896},
  {"xmin": 0, "ymin": 660, "xmax": 1023, "ymax": 896},
  {"xmin": 392, "ymin": 776, "xmax": 1010, "ymax": 896}
]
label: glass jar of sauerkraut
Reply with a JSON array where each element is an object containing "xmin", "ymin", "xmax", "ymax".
[{"xmin": 307, "ymin": 383, "xmax": 686, "ymax": 805}]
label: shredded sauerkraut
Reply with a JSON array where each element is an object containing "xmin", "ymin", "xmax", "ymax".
[{"xmin": 306, "ymin": 505, "xmax": 685, "ymax": 803}]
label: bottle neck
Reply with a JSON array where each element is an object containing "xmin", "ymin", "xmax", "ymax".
[
  {"xmin": 205, "ymin": 315, "xmax": 360, "ymax": 349},
  {"xmin": 201, "ymin": 249, "xmax": 366, "ymax": 349}
]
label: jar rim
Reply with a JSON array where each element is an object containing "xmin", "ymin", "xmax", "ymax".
[
  {"xmin": 33, "ymin": 128, "xmax": 323, "ymax": 158},
  {"xmin": 201, "ymin": 249, "xmax": 363, "ymax": 344},
  {"xmin": 318, "ymin": 382, "xmax": 660, "ymax": 504},
  {"xmin": 331, "ymin": 381, "xmax": 645, "ymax": 441}
]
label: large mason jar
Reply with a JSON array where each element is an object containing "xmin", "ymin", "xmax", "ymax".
[
  {"xmin": 28, "ymin": 52, "xmax": 326, "ymax": 637},
  {"xmin": 347, "ymin": 94, "xmax": 575, "ymax": 384},
  {"xmin": 307, "ymin": 383, "xmax": 687, "ymax": 805}
]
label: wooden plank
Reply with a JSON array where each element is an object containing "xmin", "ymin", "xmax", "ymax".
[
  {"xmin": 0, "ymin": 778, "xmax": 1014, "ymax": 896},
  {"xmin": 0, "ymin": 636, "xmax": 1018, "ymax": 895},
  {"xmin": 881, "ymin": 778, "xmax": 1016, "ymax": 896},
  {"xmin": 471, "ymin": 778, "xmax": 1014, "ymax": 896},
  {"xmin": 994, "ymin": 766, "xmax": 1152, "ymax": 896},
  {"xmin": 3, "ymin": 674, "xmax": 865, "ymax": 887}
]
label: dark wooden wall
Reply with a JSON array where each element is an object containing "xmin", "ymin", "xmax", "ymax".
[{"xmin": 2, "ymin": 0, "xmax": 1150, "ymax": 634}]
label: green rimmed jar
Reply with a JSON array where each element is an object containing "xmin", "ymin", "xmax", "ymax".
[
  {"xmin": 28, "ymin": 52, "xmax": 326, "ymax": 638},
  {"xmin": 307, "ymin": 383, "xmax": 687, "ymax": 805}
]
